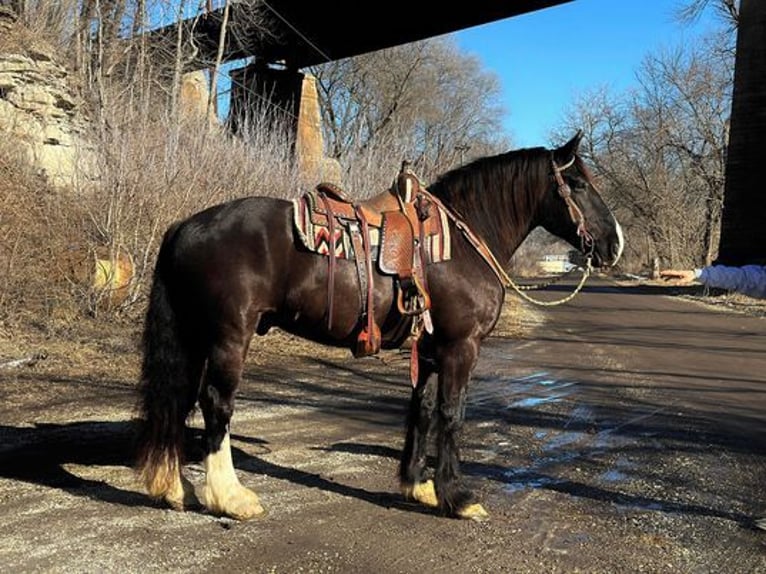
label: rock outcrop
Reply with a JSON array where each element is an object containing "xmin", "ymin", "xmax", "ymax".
[{"xmin": 0, "ymin": 7, "xmax": 98, "ymax": 190}]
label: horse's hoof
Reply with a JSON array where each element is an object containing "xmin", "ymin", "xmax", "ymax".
[
  {"xmin": 457, "ymin": 503, "xmax": 490, "ymax": 522},
  {"xmin": 401, "ymin": 479, "xmax": 438, "ymax": 507},
  {"xmin": 205, "ymin": 486, "xmax": 266, "ymax": 521},
  {"xmin": 228, "ymin": 500, "xmax": 267, "ymax": 521},
  {"xmin": 164, "ymin": 475, "xmax": 200, "ymax": 511},
  {"xmin": 221, "ymin": 493, "xmax": 266, "ymax": 521}
]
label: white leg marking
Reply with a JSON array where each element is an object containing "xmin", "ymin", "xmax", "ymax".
[
  {"xmin": 203, "ymin": 432, "xmax": 264, "ymax": 520},
  {"xmin": 204, "ymin": 433, "xmax": 239, "ymax": 507}
]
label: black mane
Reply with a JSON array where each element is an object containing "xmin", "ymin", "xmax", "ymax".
[{"xmin": 427, "ymin": 146, "xmax": 551, "ymax": 262}]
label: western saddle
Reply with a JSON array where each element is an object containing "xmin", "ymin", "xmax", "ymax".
[{"xmin": 293, "ymin": 162, "xmax": 451, "ymax": 380}]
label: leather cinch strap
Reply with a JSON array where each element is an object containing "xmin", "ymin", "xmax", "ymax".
[{"xmin": 354, "ymin": 206, "xmax": 381, "ymax": 356}]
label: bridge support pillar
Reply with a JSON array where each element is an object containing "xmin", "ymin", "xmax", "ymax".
[
  {"xmin": 717, "ymin": 0, "xmax": 766, "ymax": 265},
  {"xmin": 228, "ymin": 64, "xmax": 341, "ymax": 185}
]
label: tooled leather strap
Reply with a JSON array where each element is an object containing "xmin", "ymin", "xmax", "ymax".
[
  {"xmin": 354, "ymin": 206, "xmax": 376, "ymax": 343},
  {"xmin": 318, "ymin": 192, "xmax": 337, "ymax": 330},
  {"xmin": 349, "ymin": 224, "xmax": 367, "ymax": 317},
  {"xmin": 416, "ymin": 194, "xmax": 431, "ymax": 296}
]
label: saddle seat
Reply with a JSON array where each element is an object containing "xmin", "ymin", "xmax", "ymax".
[
  {"xmin": 313, "ymin": 181, "xmax": 401, "ymax": 226},
  {"xmin": 292, "ymin": 163, "xmax": 452, "ymax": 369},
  {"xmin": 294, "ymin": 167, "xmax": 450, "ymax": 278}
]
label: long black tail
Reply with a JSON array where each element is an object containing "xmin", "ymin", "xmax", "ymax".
[{"xmin": 135, "ymin": 225, "xmax": 195, "ymax": 498}]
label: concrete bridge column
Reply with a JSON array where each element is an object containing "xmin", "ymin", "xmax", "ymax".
[
  {"xmin": 228, "ymin": 64, "xmax": 340, "ymax": 185},
  {"xmin": 717, "ymin": 0, "xmax": 766, "ymax": 265}
]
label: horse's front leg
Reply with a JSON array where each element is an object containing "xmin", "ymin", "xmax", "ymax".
[
  {"xmin": 399, "ymin": 344, "xmax": 438, "ymax": 508},
  {"xmin": 435, "ymin": 338, "xmax": 489, "ymax": 521},
  {"xmin": 199, "ymin": 340, "xmax": 265, "ymax": 520}
]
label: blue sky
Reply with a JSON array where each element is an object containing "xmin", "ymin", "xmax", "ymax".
[{"xmin": 453, "ymin": 0, "xmax": 721, "ymax": 148}]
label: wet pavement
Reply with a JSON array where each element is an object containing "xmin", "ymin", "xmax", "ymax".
[{"xmin": 460, "ymin": 276, "xmax": 766, "ymax": 566}]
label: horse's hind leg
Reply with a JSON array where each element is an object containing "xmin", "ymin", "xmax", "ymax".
[
  {"xmin": 199, "ymin": 339, "xmax": 264, "ymax": 520},
  {"xmin": 161, "ymin": 355, "xmax": 204, "ymax": 511},
  {"xmin": 400, "ymin": 354, "xmax": 438, "ymax": 508}
]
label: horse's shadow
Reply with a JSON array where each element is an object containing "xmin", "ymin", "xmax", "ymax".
[
  {"xmin": 232, "ymin": 440, "xmax": 430, "ymax": 516},
  {"xmin": 0, "ymin": 420, "xmax": 149, "ymax": 507},
  {"xmin": 2, "ymin": 421, "xmax": 761, "ymax": 528},
  {"xmin": 320, "ymin": 441, "xmax": 761, "ymax": 529},
  {"xmin": 0, "ymin": 420, "xmax": 429, "ymax": 517}
]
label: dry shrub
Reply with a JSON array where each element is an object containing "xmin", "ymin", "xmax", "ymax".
[
  {"xmin": 341, "ymin": 127, "xmax": 427, "ymax": 198},
  {"xmin": 78, "ymin": 102, "xmax": 303, "ymax": 315},
  {"xmin": 0, "ymin": 143, "xmax": 92, "ymax": 328},
  {"xmin": 0, "ymin": 95, "xmax": 305, "ymax": 331},
  {"xmin": 0, "ymin": 2, "xmax": 77, "ymax": 55}
]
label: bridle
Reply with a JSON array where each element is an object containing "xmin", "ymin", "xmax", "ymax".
[
  {"xmin": 552, "ymin": 154, "xmax": 594, "ymax": 256},
  {"xmin": 500, "ymin": 155, "xmax": 596, "ymax": 306},
  {"xmin": 421, "ymin": 154, "xmax": 598, "ymax": 307}
]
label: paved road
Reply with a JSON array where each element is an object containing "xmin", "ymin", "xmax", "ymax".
[
  {"xmin": 1, "ymin": 277, "xmax": 765, "ymax": 572},
  {"xmin": 506, "ymin": 278, "xmax": 766, "ymax": 444},
  {"xmin": 467, "ymin": 277, "xmax": 766, "ymax": 570}
]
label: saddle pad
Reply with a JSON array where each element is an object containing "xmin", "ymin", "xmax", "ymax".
[
  {"xmin": 292, "ymin": 191, "xmax": 451, "ymax": 264},
  {"xmin": 293, "ymin": 194, "xmax": 354, "ymax": 258}
]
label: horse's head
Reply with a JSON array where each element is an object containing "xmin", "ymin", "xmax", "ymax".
[{"xmin": 539, "ymin": 131, "xmax": 624, "ymax": 269}]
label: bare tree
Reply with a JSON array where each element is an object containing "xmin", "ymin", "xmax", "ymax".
[
  {"xmin": 311, "ymin": 37, "xmax": 508, "ymax": 183},
  {"xmin": 634, "ymin": 42, "xmax": 732, "ymax": 265},
  {"xmin": 557, "ymin": 32, "xmax": 732, "ymax": 272},
  {"xmin": 675, "ymin": 0, "xmax": 739, "ymax": 29}
]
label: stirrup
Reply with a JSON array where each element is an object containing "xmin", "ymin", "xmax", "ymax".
[{"xmin": 396, "ymin": 275, "xmax": 431, "ymax": 316}]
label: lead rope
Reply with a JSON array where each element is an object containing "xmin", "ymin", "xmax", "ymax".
[
  {"xmin": 504, "ymin": 255, "xmax": 592, "ymax": 306},
  {"xmin": 421, "ymin": 184, "xmax": 593, "ymax": 307}
]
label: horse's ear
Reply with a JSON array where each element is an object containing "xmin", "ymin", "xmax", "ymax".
[{"xmin": 553, "ymin": 129, "xmax": 584, "ymax": 165}]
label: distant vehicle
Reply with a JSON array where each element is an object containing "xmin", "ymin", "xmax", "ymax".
[{"xmin": 538, "ymin": 254, "xmax": 576, "ymax": 274}]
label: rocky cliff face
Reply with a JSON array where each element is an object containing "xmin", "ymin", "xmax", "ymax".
[{"xmin": 0, "ymin": 8, "xmax": 98, "ymax": 190}]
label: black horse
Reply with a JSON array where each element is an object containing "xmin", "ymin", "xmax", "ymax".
[{"xmin": 136, "ymin": 131, "xmax": 623, "ymax": 521}]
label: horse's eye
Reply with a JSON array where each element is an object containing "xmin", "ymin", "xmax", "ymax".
[{"xmin": 570, "ymin": 179, "xmax": 587, "ymax": 193}]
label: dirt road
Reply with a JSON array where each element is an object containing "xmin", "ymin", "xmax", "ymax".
[{"xmin": 1, "ymin": 278, "xmax": 765, "ymax": 573}]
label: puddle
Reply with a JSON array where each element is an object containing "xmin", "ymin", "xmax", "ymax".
[
  {"xmin": 599, "ymin": 469, "xmax": 628, "ymax": 483},
  {"xmin": 504, "ymin": 468, "xmax": 565, "ymax": 494},
  {"xmin": 597, "ymin": 456, "xmax": 635, "ymax": 484},
  {"xmin": 468, "ymin": 370, "xmax": 642, "ymax": 497},
  {"xmin": 510, "ymin": 393, "xmax": 571, "ymax": 409},
  {"xmin": 470, "ymin": 371, "xmax": 576, "ymax": 410}
]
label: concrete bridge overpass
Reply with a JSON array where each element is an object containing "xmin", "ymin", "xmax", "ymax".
[{"xmin": 151, "ymin": 1, "xmax": 572, "ymax": 70}]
